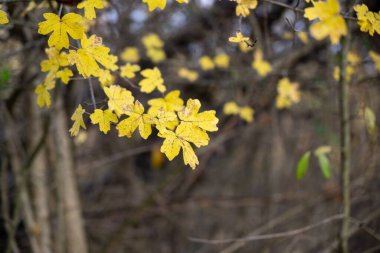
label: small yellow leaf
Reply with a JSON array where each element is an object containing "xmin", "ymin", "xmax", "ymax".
[
  {"xmin": 142, "ymin": 0, "xmax": 166, "ymax": 11},
  {"xmin": 148, "ymin": 90, "xmax": 184, "ymax": 115},
  {"xmin": 121, "ymin": 47, "xmax": 140, "ymax": 63},
  {"xmin": 35, "ymin": 84, "xmax": 51, "ymax": 108},
  {"xmin": 0, "ymin": 8, "xmax": 9, "ymax": 25},
  {"xmin": 178, "ymin": 99, "xmax": 218, "ymax": 132},
  {"xmin": 69, "ymin": 104, "xmax": 86, "ymax": 136},
  {"xmin": 103, "ymin": 85, "xmax": 135, "ymax": 116},
  {"xmin": 90, "ymin": 109, "xmax": 118, "ymax": 134},
  {"xmin": 139, "ymin": 67, "xmax": 166, "ymax": 93},
  {"xmin": 199, "ymin": 56, "xmax": 215, "ymax": 71},
  {"xmin": 120, "ymin": 63, "xmax": 141, "ymax": 79},
  {"xmin": 229, "ymin": 31, "xmax": 250, "ymax": 43},
  {"xmin": 77, "ymin": 0, "xmax": 104, "ymax": 20},
  {"xmin": 56, "ymin": 68, "xmax": 73, "ymax": 84},
  {"xmin": 178, "ymin": 68, "xmax": 198, "ymax": 82},
  {"xmin": 214, "ymin": 53, "xmax": 230, "ymax": 69},
  {"xmin": 252, "ymin": 49, "xmax": 272, "ymax": 77}
]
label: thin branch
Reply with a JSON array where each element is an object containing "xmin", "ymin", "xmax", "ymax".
[
  {"xmin": 188, "ymin": 214, "xmax": 344, "ymax": 244},
  {"xmin": 88, "ymin": 78, "xmax": 97, "ymax": 110}
]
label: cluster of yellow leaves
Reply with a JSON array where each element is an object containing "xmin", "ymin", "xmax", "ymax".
[
  {"xmin": 142, "ymin": 0, "xmax": 188, "ymax": 12},
  {"xmin": 0, "ymin": 6, "xmax": 9, "ymax": 24},
  {"xmin": 369, "ymin": 51, "xmax": 380, "ymax": 72},
  {"xmin": 304, "ymin": 0, "xmax": 347, "ymax": 44},
  {"xmin": 178, "ymin": 68, "xmax": 199, "ymax": 82},
  {"xmin": 142, "ymin": 33, "xmax": 166, "ymax": 63},
  {"xmin": 333, "ymin": 51, "xmax": 361, "ymax": 81},
  {"xmin": 223, "ymin": 101, "xmax": 254, "ymax": 122},
  {"xmin": 252, "ymin": 49, "xmax": 272, "ymax": 77},
  {"xmin": 276, "ymin": 78, "xmax": 301, "ymax": 109},
  {"xmin": 199, "ymin": 53, "xmax": 230, "ymax": 71},
  {"xmin": 354, "ymin": 4, "xmax": 380, "ymax": 36},
  {"xmin": 234, "ymin": 0, "xmax": 258, "ymax": 17},
  {"xmin": 74, "ymin": 85, "xmax": 218, "ymax": 169},
  {"xmin": 68, "ymin": 34, "xmax": 118, "ymax": 78}
]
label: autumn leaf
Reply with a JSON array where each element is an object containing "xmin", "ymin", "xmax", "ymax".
[
  {"xmin": 120, "ymin": 63, "xmax": 141, "ymax": 79},
  {"xmin": 178, "ymin": 68, "xmax": 198, "ymax": 82},
  {"xmin": 116, "ymin": 100, "xmax": 153, "ymax": 139},
  {"xmin": 142, "ymin": 0, "xmax": 166, "ymax": 11},
  {"xmin": 214, "ymin": 53, "xmax": 230, "ymax": 69},
  {"xmin": 223, "ymin": 101, "xmax": 254, "ymax": 122},
  {"xmin": 276, "ymin": 78, "xmax": 301, "ymax": 109},
  {"xmin": 229, "ymin": 31, "xmax": 250, "ymax": 43},
  {"xmin": 77, "ymin": 0, "xmax": 104, "ymax": 20},
  {"xmin": 103, "ymin": 85, "xmax": 134, "ymax": 116},
  {"xmin": 40, "ymin": 48, "xmax": 69, "ymax": 73},
  {"xmin": 56, "ymin": 68, "xmax": 73, "ymax": 84},
  {"xmin": 68, "ymin": 34, "xmax": 118, "ymax": 78},
  {"xmin": 252, "ymin": 49, "xmax": 272, "ymax": 77},
  {"xmin": 147, "ymin": 90, "xmax": 184, "ymax": 115},
  {"xmin": 199, "ymin": 56, "xmax": 215, "ymax": 71},
  {"xmin": 304, "ymin": 0, "xmax": 347, "ymax": 44},
  {"xmin": 138, "ymin": 67, "xmax": 166, "ymax": 93},
  {"xmin": 38, "ymin": 12, "xmax": 84, "ymax": 50},
  {"xmin": 69, "ymin": 104, "xmax": 86, "ymax": 136},
  {"xmin": 90, "ymin": 109, "xmax": 118, "ymax": 134},
  {"xmin": 354, "ymin": 4, "xmax": 380, "ymax": 36},
  {"xmin": 121, "ymin": 47, "xmax": 140, "ymax": 63},
  {"xmin": 35, "ymin": 84, "xmax": 51, "ymax": 108},
  {"xmin": 178, "ymin": 99, "xmax": 218, "ymax": 132},
  {"xmin": 157, "ymin": 123, "xmax": 209, "ymax": 169},
  {"xmin": 0, "ymin": 8, "xmax": 9, "ymax": 25},
  {"xmin": 235, "ymin": 0, "xmax": 258, "ymax": 17}
]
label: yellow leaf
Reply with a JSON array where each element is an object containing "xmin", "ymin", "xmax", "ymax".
[
  {"xmin": 98, "ymin": 69, "xmax": 114, "ymax": 87},
  {"xmin": 369, "ymin": 50, "xmax": 380, "ymax": 72},
  {"xmin": 239, "ymin": 106, "xmax": 254, "ymax": 123},
  {"xmin": 214, "ymin": 53, "xmax": 230, "ymax": 69},
  {"xmin": 235, "ymin": 0, "xmax": 258, "ymax": 17},
  {"xmin": 199, "ymin": 56, "xmax": 215, "ymax": 71},
  {"xmin": 40, "ymin": 48, "xmax": 69, "ymax": 73},
  {"xmin": 120, "ymin": 63, "xmax": 141, "ymax": 79},
  {"xmin": 158, "ymin": 123, "xmax": 209, "ymax": 169},
  {"xmin": 0, "ymin": 8, "xmax": 9, "ymax": 25},
  {"xmin": 152, "ymin": 110, "xmax": 179, "ymax": 130},
  {"xmin": 275, "ymin": 78, "xmax": 301, "ymax": 109},
  {"xmin": 139, "ymin": 67, "xmax": 166, "ymax": 93},
  {"xmin": 223, "ymin": 101, "xmax": 240, "ymax": 115},
  {"xmin": 252, "ymin": 49, "xmax": 272, "ymax": 77},
  {"xmin": 68, "ymin": 34, "xmax": 118, "ymax": 78},
  {"xmin": 147, "ymin": 90, "xmax": 184, "ymax": 115},
  {"xmin": 56, "ymin": 68, "xmax": 73, "ymax": 84},
  {"xmin": 103, "ymin": 85, "xmax": 135, "ymax": 116},
  {"xmin": 142, "ymin": 33, "xmax": 164, "ymax": 49},
  {"xmin": 90, "ymin": 109, "xmax": 118, "ymax": 134},
  {"xmin": 178, "ymin": 99, "xmax": 218, "ymax": 132},
  {"xmin": 116, "ymin": 100, "xmax": 153, "ymax": 139},
  {"xmin": 69, "ymin": 104, "xmax": 86, "ymax": 136},
  {"xmin": 146, "ymin": 48, "xmax": 166, "ymax": 63},
  {"xmin": 304, "ymin": 0, "xmax": 347, "ymax": 44},
  {"xmin": 38, "ymin": 12, "xmax": 84, "ymax": 50},
  {"xmin": 35, "ymin": 84, "xmax": 51, "ymax": 108},
  {"xmin": 121, "ymin": 47, "xmax": 140, "ymax": 63},
  {"xmin": 229, "ymin": 31, "xmax": 250, "ymax": 43},
  {"xmin": 178, "ymin": 68, "xmax": 198, "ymax": 82},
  {"xmin": 143, "ymin": 0, "xmax": 166, "ymax": 11},
  {"xmin": 77, "ymin": 0, "xmax": 104, "ymax": 20}
]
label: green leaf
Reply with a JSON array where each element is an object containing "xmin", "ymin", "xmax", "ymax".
[
  {"xmin": 0, "ymin": 65, "xmax": 10, "ymax": 89},
  {"xmin": 296, "ymin": 151, "xmax": 311, "ymax": 180},
  {"xmin": 316, "ymin": 153, "xmax": 331, "ymax": 179}
]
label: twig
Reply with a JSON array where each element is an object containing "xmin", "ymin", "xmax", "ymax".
[
  {"xmin": 88, "ymin": 78, "xmax": 97, "ymax": 110},
  {"xmin": 188, "ymin": 214, "xmax": 344, "ymax": 244}
]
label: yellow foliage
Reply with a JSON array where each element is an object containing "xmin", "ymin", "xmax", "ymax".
[
  {"xmin": 199, "ymin": 56, "xmax": 215, "ymax": 71},
  {"xmin": 40, "ymin": 48, "xmax": 69, "ymax": 73},
  {"xmin": 143, "ymin": 0, "xmax": 166, "ymax": 11},
  {"xmin": 38, "ymin": 12, "xmax": 84, "ymax": 50},
  {"xmin": 116, "ymin": 100, "xmax": 153, "ymax": 139},
  {"xmin": 304, "ymin": 0, "xmax": 347, "ymax": 44},
  {"xmin": 56, "ymin": 68, "xmax": 73, "ymax": 84},
  {"xmin": 104, "ymin": 85, "xmax": 135, "ymax": 116},
  {"xmin": 369, "ymin": 51, "xmax": 380, "ymax": 72},
  {"xmin": 77, "ymin": 0, "xmax": 104, "ymax": 20},
  {"xmin": 214, "ymin": 53, "xmax": 230, "ymax": 69},
  {"xmin": 354, "ymin": 4, "xmax": 380, "ymax": 36},
  {"xmin": 275, "ymin": 78, "xmax": 301, "ymax": 109},
  {"xmin": 120, "ymin": 63, "xmax": 141, "ymax": 79},
  {"xmin": 178, "ymin": 99, "xmax": 218, "ymax": 132},
  {"xmin": 148, "ymin": 90, "xmax": 184, "ymax": 114},
  {"xmin": 98, "ymin": 69, "xmax": 114, "ymax": 87},
  {"xmin": 90, "ymin": 109, "xmax": 118, "ymax": 134},
  {"xmin": 68, "ymin": 34, "xmax": 118, "ymax": 78},
  {"xmin": 69, "ymin": 104, "xmax": 86, "ymax": 136},
  {"xmin": 223, "ymin": 101, "xmax": 254, "ymax": 122},
  {"xmin": 146, "ymin": 48, "xmax": 166, "ymax": 63},
  {"xmin": 139, "ymin": 67, "xmax": 166, "ymax": 93},
  {"xmin": 142, "ymin": 33, "xmax": 164, "ymax": 49},
  {"xmin": 121, "ymin": 47, "xmax": 140, "ymax": 63},
  {"xmin": 235, "ymin": 0, "xmax": 258, "ymax": 17},
  {"xmin": 252, "ymin": 49, "xmax": 272, "ymax": 77},
  {"xmin": 229, "ymin": 31, "xmax": 250, "ymax": 43},
  {"xmin": 35, "ymin": 84, "xmax": 51, "ymax": 108},
  {"xmin": 178, "ymin": 68, "xmax": 199, "ymax": 82},
  {"xmin": 0, "ymin": 8, "xmax": 9, "ymax": 24}
]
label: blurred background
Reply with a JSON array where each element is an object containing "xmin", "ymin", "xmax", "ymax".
[{"xmin": 1, "ymin": 0, "xmax": 380, "ymax": 252}]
